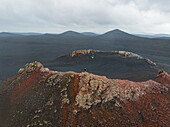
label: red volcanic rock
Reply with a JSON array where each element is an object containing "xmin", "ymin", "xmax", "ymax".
[
  {"xmin": 155, "ymin": 72, "xmax": 170, "ymax": 85},
  {"xmin": 0, "ymin": 62, "xmax": 169, "ymax": 127}
]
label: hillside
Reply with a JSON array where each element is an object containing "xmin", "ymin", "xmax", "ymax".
[{"xmin": 0, "ymin": 62, "xmax": 169, "ymax": 126}]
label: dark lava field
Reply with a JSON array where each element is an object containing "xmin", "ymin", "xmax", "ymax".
[{"xmin": 0, "ymin": 29, "xmax": 170, "ymax": 80}]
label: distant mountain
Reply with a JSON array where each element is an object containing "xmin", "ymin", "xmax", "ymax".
[
  {"xmin": 41, "ymin": 33, "xmax": 58, "ymax": 36},
  {"xmin": 154, "ymin": 34, "xmax": 170, "ymax": 37},
  {"xmin": 154, "ymin": 34, "xmax": 170, "ymax": 39},
  {"xmin": 134, "ymin": 34, "xmax": 154, "ymax": 38},
  {"xmin": 58, "ymin": 31, "xmax": 86, "ymax": 38},
  {"xmin": 0, "ymin": 32, "xmax": 43, "ymax": 36},
  {"xmin": 0, "ymin": 32, "xmax": 21, "ymax": 37},
  {"xmin": 82, "ymin": 32, "xmax": 99, "ymax": 36},
  {"xmin": 17, "ymin": 32, "xmax": 43, "ymax": 36},
  {"xmin": 156, "ymin": 37, "xmax": 170, "ymax": 39},
  {"xmin": 135, "ymin": 34, "xmax": 170, "ymax": 39},
  {"xmin": 2, "ymin": 30, "xmax": 169, "ymax": 39},
  {"xmin": 99, "ymin": 29, "xmax": 139, "ymax": 39}
]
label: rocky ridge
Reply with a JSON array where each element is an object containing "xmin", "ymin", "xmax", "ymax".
[
  {"xmin": 69, "ymin": 50, "xmax": 156, "ymax": 66},
  {"xmin": 49, "ymin": 50, "xmax": 160, "ymax": 82},
  {"xmin": 0, "ymin": 61, "xmax": 169, "ymax": 127}
]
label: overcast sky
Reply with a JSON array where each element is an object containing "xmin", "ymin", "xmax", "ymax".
[{"xmin": 0, "ymin": 0, "xmax": 169, "ymax": 34}]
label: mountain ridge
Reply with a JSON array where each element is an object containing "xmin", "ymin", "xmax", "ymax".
[
  {"xmin": 1, "ymin": 29, "xmax": 170, "ymax": 39},
  {"xmin": 58, "ymin": 30, "xmax": 86, "ymax": 37},
  {"xmin": 98, "ymin": 29, "xmax": 140, "ymax": 39}
]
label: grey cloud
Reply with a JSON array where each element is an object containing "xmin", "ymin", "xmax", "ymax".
[{"xmin": 0, "ymin": 0, "xmax": 169, "ymax": 34}]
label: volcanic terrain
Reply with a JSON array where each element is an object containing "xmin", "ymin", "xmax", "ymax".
[
  {"xmin": 0, "ymin": 29, "xmax": 170, "ymax": 80},
  {"xmin": 0, "ymin": 61, "xmax": 169, "ymax": 127},
  {"xmin": 47, "ymin": 50, "xmax": 160, "ymax": 82}
]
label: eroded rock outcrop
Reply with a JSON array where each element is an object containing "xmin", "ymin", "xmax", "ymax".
[{"xmin": 0, "ymin": 62, "xmax": 169, "ymax": 127}]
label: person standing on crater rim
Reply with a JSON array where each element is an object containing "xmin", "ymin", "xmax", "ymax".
[{"xmin": 84, "ymin": 68, "xmax": 87, "ymax": 72}]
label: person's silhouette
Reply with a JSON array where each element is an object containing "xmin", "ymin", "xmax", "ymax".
[{"xmin": 159, "ymin": 70, "xmax": 164, "ymax": 74}]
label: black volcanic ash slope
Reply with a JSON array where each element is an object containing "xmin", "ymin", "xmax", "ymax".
[
  {"xmin": 0, "ymin": 29, "xmax": 169, "ymax": 80},
  {"xmin": 47, "ymin": 50, "xmax": 161, "ymax": 82}
]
